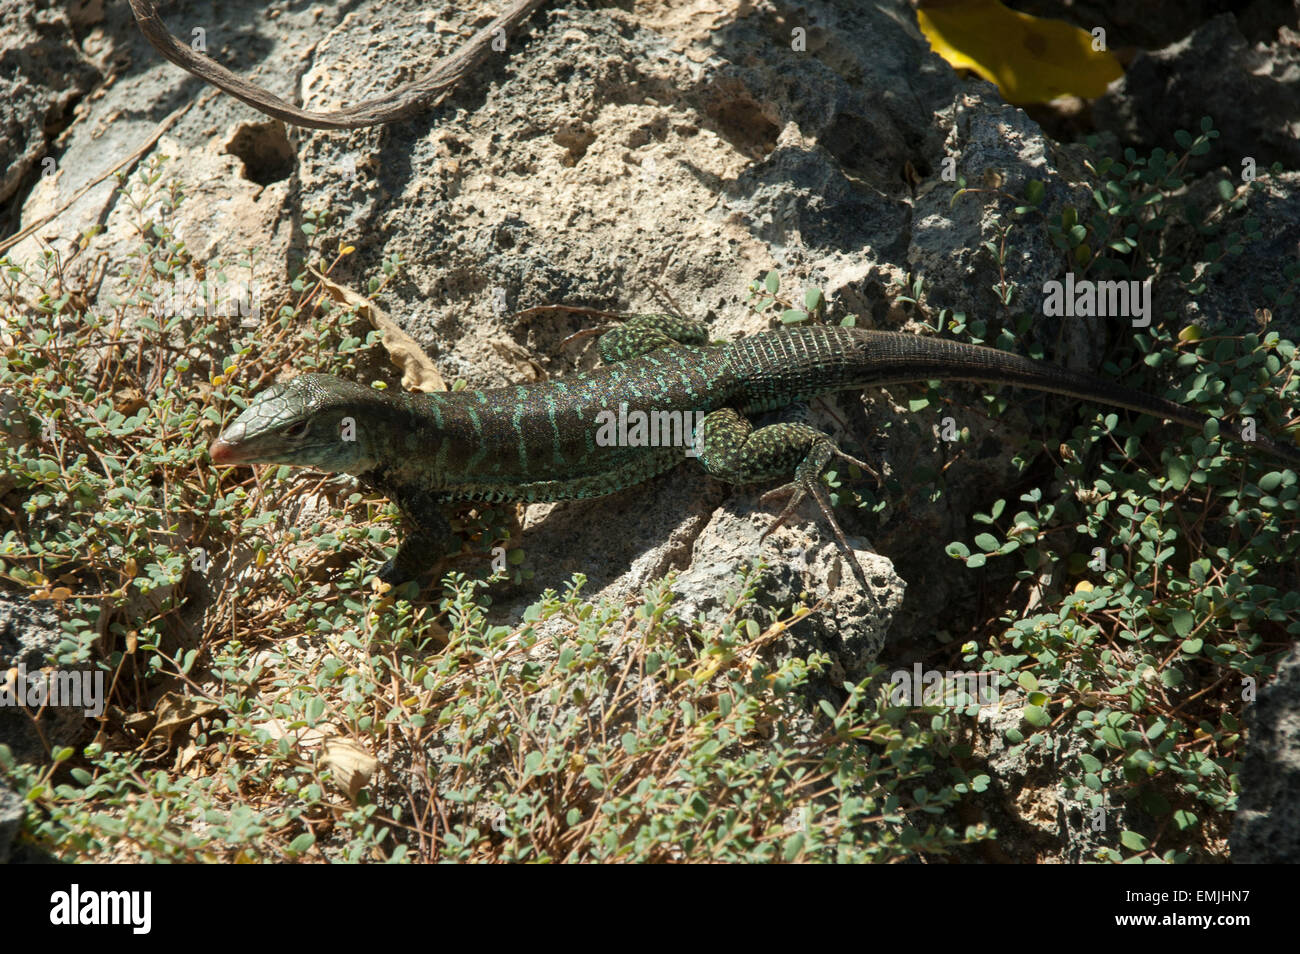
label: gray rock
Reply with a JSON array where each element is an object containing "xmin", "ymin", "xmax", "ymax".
[
  {"xmin": 1232, "ymin": 643, "xmax": 1300, "ymax": 863},
  {"xmin": 0, "ymin": 599, "xmax": 87, "ymax": 766},
  {"xmin": 0, "ymin": 784, "xmax": 24, "ymax": 864},
  {"xmin": 1094, "ymin": 16, "xmax": 1300, "ymax": 172},
  {"xmin": 970, "ymin": 691, "xmax": 1157, "ymax": 863},
  {"xmin": 673, "ymin": 494, "xmax": 906, "ymax": 681},
  {"xmin": 0, "ymin": 0, "xmax": 101, "ymax": 211}
]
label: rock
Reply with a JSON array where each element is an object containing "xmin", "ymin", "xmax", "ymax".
[
  {"xmin": 0, "ymin": 600, "xmax": 85, "ymax": 766},
  {"xmin": 1095, "ymin": 16, "xmax": 1300, "ymax": 172},
  {"xmin": 0, "ymin": 785, "xmax": 24, "ymax": 864},
  {"xmin": 1232, "ymin": 643, "xmax": 1300, "ymax": 863},
  {"xmin": 0, "ymin": 0, "xmax": 101, "ymax": 210},
  {"xmin": 673, "ymin": 495, "xmax": 906, "ymax": 682}
]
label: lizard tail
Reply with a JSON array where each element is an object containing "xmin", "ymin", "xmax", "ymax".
[{"xmin": 730, "ymin": 325, "xmax": 1300, "ymax": 469}]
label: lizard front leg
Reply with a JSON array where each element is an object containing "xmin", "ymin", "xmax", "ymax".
[
  {"xmin": 374, "ymin": 485, "xmax": 453, "ymax": 586},
  {"xmin": 693, "ymin": 407, "xmax": 878, "ymax": 587},
  {"xmin": 597, "ymin": 314, "xmax": 711, "ymax": 363}
]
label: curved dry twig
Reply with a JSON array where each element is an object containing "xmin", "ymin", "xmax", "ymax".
[{"xmin": 127, "ymin": 0, "xmax": 547, "ymax": 129}]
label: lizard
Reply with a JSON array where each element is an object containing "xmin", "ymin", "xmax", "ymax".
[{"xmin": 209, "ymin": 314, "xmax": 1300, "ymax": 587}]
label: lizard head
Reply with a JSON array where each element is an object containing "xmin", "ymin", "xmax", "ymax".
[{"xmin": 209, "ymin": 373, "xmax": 389, "ymax": 475}]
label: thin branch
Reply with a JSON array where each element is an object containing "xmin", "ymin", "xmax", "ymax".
[{"xmin": 126, "ymin": 0, "xmax": 548, "ymax": 130}]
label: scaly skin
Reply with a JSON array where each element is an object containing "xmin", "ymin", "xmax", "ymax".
[{"xmin": 210, "ymin": 316, "xmax": 1300, "ymax": 586}]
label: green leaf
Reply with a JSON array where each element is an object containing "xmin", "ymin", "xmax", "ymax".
[
  {"xmin": 780, "ymin": 309, "xmax": 808, "ymax": 324},
  {"xmin": 765, "ymin": 270, "xmax": 780, "ymax": 295},
  {"xmin": 1024, "ymin": 179, "xmax": 1045, "ymax": 205},
  {"xmin": 974, "ymin": 533, "xmax": 1000, "ymax": 552},
  {"xmin": 1120, "ymin": 830, "xmax": 1149, "ymax": 852},
  {"xmin": 1167, "ymin": 457, "xmax": 1190, "ymax": 490},
  {"xmin": 1259, "ymin": 471, "xmax": 1284, "ymax": 493},
  {"xmin": 803, "ymin": 287, "xmax": 823, "ymax": 311},
  {"xmin": 287, "ymin": 832, "xmax": 316, "ymax": 855},
  {"xmin": 1024, "ymin": 705, "xmax": 1049, "ymax": 727},
  {"xmin": 783, "ymin": 832, "xmax": 805, "ymax": 861}
]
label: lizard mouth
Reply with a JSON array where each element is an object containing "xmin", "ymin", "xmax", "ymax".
[{"xmin": 209, "ymin": 438, "xmax": 247, "ymax": 464}]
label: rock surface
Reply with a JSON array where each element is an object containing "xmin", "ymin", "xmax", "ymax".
[{"xmin": 1232, "ymin": 643, "xmax": 1300, "ymax": 863}]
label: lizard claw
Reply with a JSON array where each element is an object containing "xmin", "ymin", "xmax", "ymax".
[
  {"xmin": 758, "ymin": 481, "xmax": 803, "ymax": 536},
  {"xmin": 759, "ymin": 448, "xmax": 871, "ymax": 589},
  {"xmin": 832, "ymin": 447, "xmax": 882, "ymax": 486}
]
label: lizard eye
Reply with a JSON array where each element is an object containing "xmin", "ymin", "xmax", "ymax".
[{"xmin": 283, "ymin": 420, "xmax": 310, "ymax": 440}]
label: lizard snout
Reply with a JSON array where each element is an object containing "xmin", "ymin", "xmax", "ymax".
[{"xmin": 209, "ymin": 438, "xmax": 243, "ymax": 464}]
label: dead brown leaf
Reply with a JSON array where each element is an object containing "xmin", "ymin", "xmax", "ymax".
[
  {"xmin": 320, "ymin": 737, "xmax": 378, "ymax": 800},
  {"xmin": 307, "ymin": 266, "xmax": 446, "ymax": 393}
]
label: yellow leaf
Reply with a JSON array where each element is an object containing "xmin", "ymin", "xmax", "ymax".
[
  {"xmin": 1074, "ymin": 580, "xmax": 1093, "ymax": 593},
  {"xmin": 916, "ymin": 0, "xmax": 1124, "ymax": 105}
]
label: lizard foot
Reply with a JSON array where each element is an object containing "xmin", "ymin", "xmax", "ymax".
[
  {"xmin": 758, "ymin": 441, "xmax": 872, "ymax": 588},
  {"xmin": 695, "ymin": 408, "xmax": 877, "ymax": 588}
]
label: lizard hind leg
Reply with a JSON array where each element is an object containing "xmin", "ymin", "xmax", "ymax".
[
  {"xmin": 597, "ymin": 314, "xmax": 712, "ymax": 363},
  {"xmin": 694, "ymin": 407, "xmax": 876, "ymax": 587}
]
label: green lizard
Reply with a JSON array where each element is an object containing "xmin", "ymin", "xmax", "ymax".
[{"xmin": 209, "ymin": 315, "xmax": 1300, "ymax": 586}]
